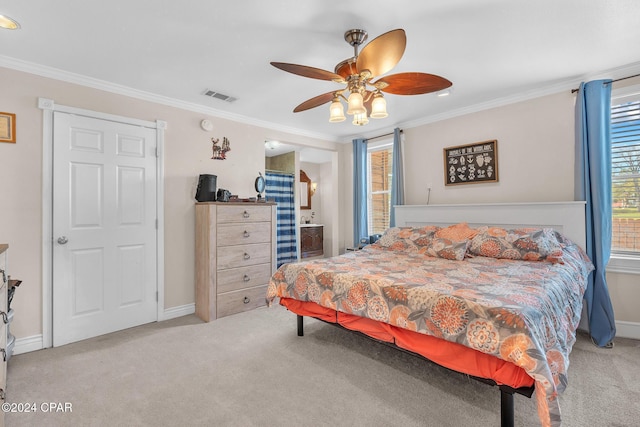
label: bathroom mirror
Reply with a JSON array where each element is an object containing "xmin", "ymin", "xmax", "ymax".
[{"xmin": 300, "ymin": 170, "xmax": 311, "ymax": 210}]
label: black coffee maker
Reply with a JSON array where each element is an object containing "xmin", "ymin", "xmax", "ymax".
[{"xmin": 195, "ymin": 174, "xmax": 217, "ymax": 202}]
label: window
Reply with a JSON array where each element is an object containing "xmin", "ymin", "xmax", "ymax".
[
  {"xmin": 611, "ymin": 90, "xmax": 640, "ymax": 256},
  {"xmin": 367, "ymin": 141, "xmax": 393, "ymax": 235}
]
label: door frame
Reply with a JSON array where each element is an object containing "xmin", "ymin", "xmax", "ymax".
[{"xmin": 39, "ymin": 98, "xmax": 166, "ymax": 348}]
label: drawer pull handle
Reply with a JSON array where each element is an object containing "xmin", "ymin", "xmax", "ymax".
[
  {"xmin": 243, "ymin": 253, "xmax": 251, "ymax": 260},
  {"xmin": 0, "ymin": 269, "xmax": 5, "ymax": 284},
  {"xmin": 0, "ymin": 348, "xmax": 5, "ymax": 362},
  {"xmin": 243, "ymin": 230, "xmax": 250, "ymax": 238},
  {"xmin": 243, "ymin": 210, "xmax": 250, "ymax": 218},
  {"xmin": 243, "ymin": 274, "xmax": 251, "ymax": 282},
  {"xmin": 243, "ymin": 296, "xmax": 250, "ymax": 304}
]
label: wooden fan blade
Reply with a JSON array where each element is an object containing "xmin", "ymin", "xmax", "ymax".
[
  {"xmin": 363, "ymin": 90, "xmax": 374, "ymax": 113},
  {"xmin": 293, "ymin": 92, "xmax": 336, "ymax": 113},
  {"xmin": 356, "ymin": 29, "xmax": 406, "ymax": 78},
  {"xmin": 374, "ymin": 72, "xmax": 452, "ymax": 95},
  {"xmin": 271, "ymin": 62, "xmax": 345, "ymax": 82}
]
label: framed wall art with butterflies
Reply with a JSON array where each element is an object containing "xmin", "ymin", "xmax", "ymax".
[{"xmin": 443, "ymin": 140, "xmax": 498, "ymax": 186}]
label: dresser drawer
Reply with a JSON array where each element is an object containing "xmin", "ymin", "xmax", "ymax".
[
  {"xmin": 217, "ymin": 243, "xmax": 271, "ymax": 270},
  {"xmin": 217, "ymin": 284, "xmax": 268, "ymax": 318},
  {"xmin": 217, "ymin": 205, "xmax": 272, "ymax": 224},
  {"xmin": 217, "ymin": 263, "xmax": 273, "ymax": 294},
  {"xmin": 217, "ymin": 222, "xmax": 272, "ymax": 246}
]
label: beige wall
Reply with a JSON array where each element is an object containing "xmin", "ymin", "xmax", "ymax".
[
  {"xmin": 0, "ymin": 66, "xmax": 338, "ymax": 341},
  {"xmin": 340, "ymin": 87, "xmax": 640, "ymax": 328},
  {"xmin": 2, "ymin": 64, "xmax": 638, "ymax": 344},
  {"xmin": 402, "ymin": 91, "xmax": 576, "ymax": 205}
]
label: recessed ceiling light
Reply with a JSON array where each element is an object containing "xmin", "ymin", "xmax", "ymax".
[
  {"xmin": 265, "ymin": 140, "xmax": 280, "ymax": 150},
  {"xmin": 0, "ymin": 15, "xmax": 20, "ymax": 30}
]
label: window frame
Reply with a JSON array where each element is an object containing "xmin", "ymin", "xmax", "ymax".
[
  {"xmin": 366, "ymin": 139, "xmax": 393, "ymax": 236},
  {"xmin": 608, "ymin": 83, "xmax": 640, "ymax": 274}
]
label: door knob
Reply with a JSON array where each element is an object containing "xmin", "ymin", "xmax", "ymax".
[{"xmin": 57, "ymin": 236, "xmax": 69, "ymax": 245}]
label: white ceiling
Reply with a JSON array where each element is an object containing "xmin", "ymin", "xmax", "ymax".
[{"xmin": 2, "ymin": 0, "xmax": 640, "ymax": 145}]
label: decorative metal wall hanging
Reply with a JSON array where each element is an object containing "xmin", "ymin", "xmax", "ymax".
[{"xmin": 211, "ymin": 136, "xmax": 230, "ymax": 160}]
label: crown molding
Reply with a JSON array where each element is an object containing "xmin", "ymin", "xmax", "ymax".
[
  {"xmin": 397, "ymin": 61, "xmax": 640, "ymax": 131},
  {"xmin": 0, "ymin": 55, "xmax": 339, "ymax": 142},
  {"xmin": 3, "ymin": 54, "xmax": 640, "ymax": 144}
]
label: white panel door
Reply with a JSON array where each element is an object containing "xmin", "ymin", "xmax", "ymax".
[{"xmin": 53, "ymin": 112, "xmax": 158, "ymax": 346}]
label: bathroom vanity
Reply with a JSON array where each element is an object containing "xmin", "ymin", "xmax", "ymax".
[{"xmin": 300, "ymin": 224, "xmax": 323, "ymax": 258}]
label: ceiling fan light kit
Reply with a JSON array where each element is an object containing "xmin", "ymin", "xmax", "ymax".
[
  {"xmin": 352, "ymin": 112, "xmax": 369, "ymax": 126},
  {"xmin": 329, "ymin": 97, "xmax": 346, "ymax": 122},
  {"xmin": 346, "ymin": 91, "xmax": 365, "ymax": 115},
  {"xmin": 370, "ymin": 93, "xmax": 388, "ymax": 119},
  {"xmin": 271, "ymin": 28, "xmax": 452, "ymax": 126}
]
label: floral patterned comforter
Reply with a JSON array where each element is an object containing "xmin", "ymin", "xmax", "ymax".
[{"xmin": 266, "ymin": 240, "xmax": 593, "ymax": 427}]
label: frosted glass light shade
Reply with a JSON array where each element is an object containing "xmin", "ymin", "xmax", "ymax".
[
  {"xmin": 329, "ymin": 100, "xmax": 346, "ymax": 122},
  {"xmin": 346, "ymin": 92, "xmax": 365, "ymax": 115},
  {"xmin": 370, "ymin": 95, "xmax": 388, "ymax": 119},
  {"xmin": 352, "ymin": 112, "xmax": 369, "ymax": 126}
]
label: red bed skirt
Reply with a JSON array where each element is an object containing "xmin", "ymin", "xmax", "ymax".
[{"xmin": 280, "ymin": 297, "xmax": 534, "ymax": 390}]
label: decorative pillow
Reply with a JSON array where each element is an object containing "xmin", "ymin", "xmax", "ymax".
[
  {"xmin": 469, "ymin": 226, "xmax": 565, "ymax": 263},
  {"xmin": 375, "ymin": 226, "xmax": 440, "ymax": 253},
  {"xmin": 425, "ymin": 237, "xmax": 469, "ymax": 261},
  {"xmin": 435, "ymin": 222, "xmax": 478, "ymax": 241},
  {"xmin": 410, "ymin": 225, "xmax": 441, "ymax": 247}
]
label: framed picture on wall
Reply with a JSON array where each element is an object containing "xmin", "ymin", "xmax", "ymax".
[
  {"xmin": 0, "ymin": 112, "xmax": 16, "ymax": 143},
  {"xmin": 444, "ymin": 140, "xmax": 498, "ymax": 185}
]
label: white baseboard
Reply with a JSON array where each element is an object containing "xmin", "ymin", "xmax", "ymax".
[
  {"xmin": 162, "ymin": 303, "xmax": 195, "ymax": 320},
  {"xmin": 13, "ymin": 304, "xmax": 196, "ymax": 355},
  {"xmin": 12, "ymin": 307, "xmax": 636, "ymax": 356},
  {"xmin": 13, "ymin": 334, "xmax": 44, "ymax": 356},
  {"xmin": 615, "ymin": 320, "xmax": 640, "ymax": 340}
]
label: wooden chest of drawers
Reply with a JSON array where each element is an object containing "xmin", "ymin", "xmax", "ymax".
[{"xmin": 195, "ymin": 202, "xmax": 276, "ymax": 322}]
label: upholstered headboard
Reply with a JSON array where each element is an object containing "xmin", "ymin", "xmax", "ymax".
[{"xmin": 394, "ymin": 202, "xmax": 587, "ymax": 250}]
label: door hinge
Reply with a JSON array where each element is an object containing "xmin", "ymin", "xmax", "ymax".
[
  {"xmin": 155, "ymin": 219, "xmax": 158, "ymax": 229},
  {"xmin": 156, "ymin": 291, "xmax": 159, "ymax": 302},
  {"xmin": 155, "ymin": 147, "xmax": 159, "ymax": 158}
]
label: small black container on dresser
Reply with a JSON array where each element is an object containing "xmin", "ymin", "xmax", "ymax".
[{"xmin": 195, "ymin": 174, "xmax": 217, "ymax": 202}]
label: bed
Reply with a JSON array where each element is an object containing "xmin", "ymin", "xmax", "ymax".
[{"xmin": 266, "ymin": 202, "xmax": 592, "ymax": 427}]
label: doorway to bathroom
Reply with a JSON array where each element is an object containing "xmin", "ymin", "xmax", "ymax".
[{"xmin": 264, "ymin": 142, "xmax": 338, "ymax": 264}]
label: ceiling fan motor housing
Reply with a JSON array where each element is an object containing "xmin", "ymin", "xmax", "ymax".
[{"xmin": 344, "ymin": 29, "xmax": 368, "ymax": 47}]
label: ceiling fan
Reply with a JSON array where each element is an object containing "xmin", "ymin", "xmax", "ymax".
[{"xmin": 271, "ymin": 28, "xmax": 452, "ymax": 126}]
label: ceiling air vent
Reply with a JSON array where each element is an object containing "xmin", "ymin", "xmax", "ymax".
[{"xmin": 203, "ymin": 89, "xmax": 237, "ymax": 103}]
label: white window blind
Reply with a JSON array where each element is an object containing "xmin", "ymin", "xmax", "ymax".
[
  {"xmin": 611, "ymin": 97, "xmax": 640, "ymax": 254},
  {"xmin": 367, "ymin": 142, "xmax": 393, "ymax": 236}
]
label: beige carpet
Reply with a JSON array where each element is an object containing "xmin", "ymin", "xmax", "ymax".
[{"xmin": 5, "ymin": 304, "xmax": 640, "ymax": 426}]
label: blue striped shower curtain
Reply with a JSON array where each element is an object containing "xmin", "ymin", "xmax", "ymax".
[{"xmin": 265, "ymin": 171, "xmax": 297, "ymax": 267}]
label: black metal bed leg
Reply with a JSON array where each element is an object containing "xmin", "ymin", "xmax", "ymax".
[
  {"xmin": 297, "ymin": 315, "xmax": 304, "ymax": 336},
  {"xmin": 500, "ymin": 388, "xmax": 515, "ymax": 427}
]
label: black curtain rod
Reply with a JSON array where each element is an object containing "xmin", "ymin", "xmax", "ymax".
[
  {"xmin": 364, "ymin": 129, "xmax": 403, "ymax": 142},
  {"xmin": 571, "ymin": 73, "xmax": 640, "ymax": 93}
]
